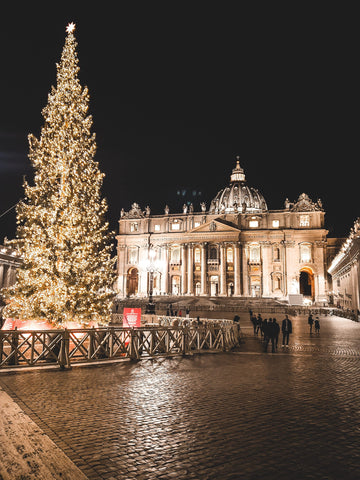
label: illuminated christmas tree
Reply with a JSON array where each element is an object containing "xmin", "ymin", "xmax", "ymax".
[{"xmin": 4, "ymin": 23, "xmax": 116, "ymax": 326}]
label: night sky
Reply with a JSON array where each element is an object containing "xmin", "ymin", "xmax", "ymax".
[{"xmin": 0, "ymin": 5, "xmax": 357, "ymax": 243}]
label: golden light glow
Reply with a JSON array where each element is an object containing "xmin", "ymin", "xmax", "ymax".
[
  {"xmin": 3, "ymin": 23, "xmax": 116, "ymax": 327},
  {"xmin": 66, "ymin": 22, "xmax": 76, "ymax": 34}
]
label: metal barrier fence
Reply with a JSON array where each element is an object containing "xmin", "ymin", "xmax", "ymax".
[{"xmin": 0, "ymin": 323, "xmax": 241, "ymax": 370}]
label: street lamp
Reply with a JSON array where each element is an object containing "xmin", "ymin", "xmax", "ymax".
[{"xmin": 145, "ymin": 246, "xmax": 159, "ymax": 314}]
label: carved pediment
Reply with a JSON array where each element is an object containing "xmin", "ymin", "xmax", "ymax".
[
  {"xmin": 291, "ymin": 193, "xmax": 323, "ymax": 212},
  {"xmin": 121, "ymin": 202, "xmax": 145, "ymax": 219},
  {"xmin": 190, "ymin": 218, "xmax": 241, "ymax": 233}
]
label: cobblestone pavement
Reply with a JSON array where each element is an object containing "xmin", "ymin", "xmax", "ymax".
[{"xmin": 1, "ymin": 313, "xmax": 360, "ymax": 480}]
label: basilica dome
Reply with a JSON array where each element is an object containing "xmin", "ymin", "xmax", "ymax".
[{"xmin": 209, "ymin": 158, "xmax": 268, "ymax": 214}]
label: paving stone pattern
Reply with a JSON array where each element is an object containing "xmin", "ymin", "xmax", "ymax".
[{"xmin": 1, "ymin": 314, "xmax": 360, "ymax": 480}]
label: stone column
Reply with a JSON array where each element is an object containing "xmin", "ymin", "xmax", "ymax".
[
  {"xmin": 138, "ymin": 246, "xmax": 148, "ymax": 296},
  {"xmin": 181, "ymin": 244, "xmax": 187, "ymax": 295},
  {"xmin": 10, "ymin": 266, "xmax": 17, "ymax": 286},
  {"xmin": 161, "ymin": 245, "xmax": 169, "ymax": 294},
  {"xmin": 234, "ymin": 242, "xmax": 241, "ymax": 296},
  {"xmin": 116, "ymin": 245, "xmax": 126, "ymax": 296},
  {"xmin": 0, "ymin": 264, "xmax": 4, "ymax": 289},
  {"xmin": 242, "ymin": 243, "xmax": 249, "ymax": 296},
  {"xmin": 261, "ymin": 242, "xmax": 272, "ymax": 296},
  {"xmin": 353, "ymin": 262, "xmax": 360, "ymax": 313},
  {"xmin": 219, "ymin": 243, "xmax": 227, "ymax": 296},
  {"xmin": 200, "ymin": 243, "xmax": 207, "ymax": 295},
  {"xmin": 187, "ymin": 243, "xmax": 194, "ymax": 294}
]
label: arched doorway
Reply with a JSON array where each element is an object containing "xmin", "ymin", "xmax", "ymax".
[
  {"xmin": 172, "ymin": 275, "xmax": 180, "ymax": 295},
  {"xmin": 299, "ymin": 268, "xmax": 314, "ymax": 300},
  {"xmin": 210, "ymin": 275, "xmax": 219, "ymax": 296},
  {"xmin": 126, "ymin": 267, "xmax": 138, "ymax": 297}
]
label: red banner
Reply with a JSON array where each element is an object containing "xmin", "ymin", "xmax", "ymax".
[{"xmin": 123, "ymin": 308, "xmax": 141, "ymax": 328}]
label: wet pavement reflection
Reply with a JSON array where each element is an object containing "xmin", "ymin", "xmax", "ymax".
[{"xmin": 1, "ymin": 314, "xmax": 360, "ymax": 479}]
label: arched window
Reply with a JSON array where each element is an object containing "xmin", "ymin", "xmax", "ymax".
[
  {"xmin": 227, "ymin": 247, "xmax": 234, "ymax": 263},
  {"xmin": 194, "ymin": 247, "xmax": 201, "ymax": 263},
  {"xmin": 249, "ymin": 244, "xmax": 260, "ymax": 263},
  {"xmin": 170, "ymin": 246, "xmax": 181, "ymax": 264},
  {"xmin": 274, "ymin": 276, "xmax": 281, "ymax": 290}
]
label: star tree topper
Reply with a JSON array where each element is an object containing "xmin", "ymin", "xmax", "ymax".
[{"xmin": 66, "ymin": 22, "xmax": 76, "ymax": 33}]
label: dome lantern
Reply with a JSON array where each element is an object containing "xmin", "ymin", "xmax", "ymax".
[
  {"xmin": 209, "ymin": 158, "xmax": 268, "ymax": 214},
  {"xmin": 230, "ymin": 156, "xmax": 246, "ymax": 183}
]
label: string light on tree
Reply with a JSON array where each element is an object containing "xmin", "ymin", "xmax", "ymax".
[{"xmin": 3, "ymin": 23, "xmax": 116, "ymax": 326}]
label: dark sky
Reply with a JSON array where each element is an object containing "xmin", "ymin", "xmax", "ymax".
[{"xmin": 0, "ymin": 4, "xmax": 357, "ymax": 242}]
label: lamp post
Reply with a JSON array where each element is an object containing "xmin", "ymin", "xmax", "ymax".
[{"xmin": 145, "ymin": 246, "xmax": 157, "ymax": 314}]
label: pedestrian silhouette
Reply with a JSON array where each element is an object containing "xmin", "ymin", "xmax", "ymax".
[
  {"xmin": 314, "ymin": 317, "xmax": 320, "ymax": 334},
  {"xmin": 281, "ymin": 315, "xmax": 292, "ymax": 347},
  {"xmin": 264, "ymin": 318, "xmax": 276, "ymax": 353},
  {"xmin": 308, "ymin": 313, "xmax": 314, "ymax": 334},
  {"xmin": 250, "ymin": 314, "xmax": 257, "ymax": 334},
  {"xmin": 256, "ymin": 314, "xmax": 263, "ymax": 336},
  {"xmin": 273, "ymin": 318, "xmax": 280, "ymax": 349},
  {"xmin": 262, "ymin": 318, "xmax": 268, "ymax": 343}
]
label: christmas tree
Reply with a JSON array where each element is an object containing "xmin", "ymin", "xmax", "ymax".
[{"xmin": 3, "ymin": 23, "xmax": 116, "ymax": 326}]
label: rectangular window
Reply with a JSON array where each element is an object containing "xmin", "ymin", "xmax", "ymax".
[
  {"xmin": 194, "ymin": 221, "xmax": 200, "ymax": 228},
  {"xmin": 300, "ymin": 244, "xmax": 312, "ymax": 262},
  {"xmin": 154, "ymin": 224, "xmax": 161, "ymax": 231},
  {"xmin": 300, "ymin": 215, "xmax": 310, "ymax": 227},
  {"xmin": 272, "ymin": 220, "xmax": 279, "ymax": 228},
  {"xmin": 130, "ymin": 222, "xmax": 138, "ymax": 232},
  {"xmin": 249, "ymin": 220, "xmax": 258, "ymax": 228},
  {"xmin": 128, "ymin": 247, "xmax": 138, "ymax": 264},
  {"xmin": 171, "ymin": 223, "xmax": 180, "ymax": 230},
  {"xmin": 249, "ymin": 245, "xmax": 260, "ymax": 262}
]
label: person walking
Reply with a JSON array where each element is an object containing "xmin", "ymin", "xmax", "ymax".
[
  {"xmin": 256, "ymin": 313, "xmax": 263, "ymax": 336},
  {"xmin": 262, "ymin": 318, "xmax": 268, "ymax": 344},
  {"xmin": 251, "ymin": 314, "xmax": 257, "ymax": 334},
  {"xmin": 308, "ymin": 313, "xmax": 314, "ymax": 334},
  {"xmin": 281, "ymin": 314, "xmax": 292, "ymax": 347},
  {"xmin": 273, "ymin": 317, "xmax": 280, "ymax": 349},
  {"xmin": 314, "ymin": 317, "xmax": 320, "ymax": 334},
  {"xmin": 264, "ymin": 318, "xmax": 276, "ymax": 353}
]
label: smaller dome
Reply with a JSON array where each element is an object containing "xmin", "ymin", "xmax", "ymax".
[{"xmin": 209, "ymin": 158, "xmax": 268, "ymax": 214}]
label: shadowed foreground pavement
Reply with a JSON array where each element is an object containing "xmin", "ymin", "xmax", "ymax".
[{"xmin": 1, "ymin": 313, "xmax": 360, "ymax": 479}]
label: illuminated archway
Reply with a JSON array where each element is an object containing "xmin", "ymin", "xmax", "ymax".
[
  {"xmin": 299, "ymin": 267, "xmax": 314, "ymax": 300},
  {"xmin": 126, "ymin": 267, "xmax": 138, "ymax": 297},
  {"xmin": 172, "ymin": 275, "xmax": 180, "ymax": 295}
]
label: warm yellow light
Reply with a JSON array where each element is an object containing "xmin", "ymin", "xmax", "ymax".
[{"xmin": 66, "ymin": 22, "xmax": 76, "ymax": 34}]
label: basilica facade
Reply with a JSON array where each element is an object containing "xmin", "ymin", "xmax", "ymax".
[
  {"xmin": 328, "ymin": 218, "xmax": 360, "ymax": 313},
  {"xmin": 115, "ymin": 160, "xmax": 330, "ymax": 305}
]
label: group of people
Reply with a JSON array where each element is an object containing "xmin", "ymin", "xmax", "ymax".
[
  {"xmin": 250, "ymin": 312, "xmax": 293, "ymax": 352},
  {"xmin": 307, "ymin": 313, "xmax": 320, "ymax": 334},
  {"xmin": 166, "ymin": 304, "xmax": 190, "ymax": 318}
]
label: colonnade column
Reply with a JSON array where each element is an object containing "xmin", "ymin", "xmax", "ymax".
[
  {"xmin": 200, "ymin": 243, "xmax": 207, "ymax": 295},
  {"xmin": 219, "ymin": 243, "xmax": 227, "ymax": 296},
  {"xmin": 0, "ymin": 264, "xmax": 4, "ymax": 289},
  {"xmin": 116, "ymin": 245, "xmax": 126, "ymax": 296},
  {"xmin": 181, "ymin": 244, "xmax": 187, "ymax": 295},
  {"xmin": 161, "ymin": 245, "xmax": 169, "ymax": 294},
  {"xmin": 234, "ymin": 242, "xmax": 241, "ymax": 296},
  {"xmin": 187, "ymin": 243, "xmax": 194, "ymax": 294}
]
